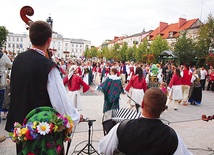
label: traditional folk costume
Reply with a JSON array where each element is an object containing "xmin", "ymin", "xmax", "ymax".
[
  {"xmin": 207, "ymin": 70, "xmax": 214, "ymax": 91},
  {"xmin": 6, "ymin": 49, "xmax": 80, "ymax": 154},
  {"xmin": 181, "ymin": 68, "xmax": 192, "ymax": 105},
  {"xmin": 146, "ymin": 64, "xmax": 160, "ymax": 88},
  {"xmin": 98, "ymin": 117, "xmax": 193, "ymax": 155},
  {"xmin": 97, "ymin": 75, "xmax": 124, "ymax": 113},
  {"xmin": 125, "ymin": 75, "xmax": 147, "ymax": 108},
  {"xmin": 188, "ymin": 73, "xmax": 202, "ymax": 105},
  {"xmin": 127, "ymin": 64, "xmax": 135, "ymax": 82},
  {"xmin": 101, "ymin": 65, "xmax": 110, "ymax": 83},
  {"xmin": 82, "ymin": 66, "xmax": 90, "ymax": 85},
  {"xmin": 119, "ymin": 63, "xmax": 126, "ymax": 86},
  {"xmin": 93, "ymin": 66, "xmax": 102, "ymax": 85},
  {"xmin": 76, "ymin": 66, "xmax": 82, "ymax": 77},
  {"xmin": 64, "ymin": 65, "xmax": 90, "ymax": 111},
  {"xmin": 166, "ymin": 73, "xmax": 182, "ymax": 109}
]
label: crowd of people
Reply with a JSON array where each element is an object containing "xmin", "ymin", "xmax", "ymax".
[
  {"xmin": 52, "ymin": 57, "xmax": 213, "ymax": 110},
  {"xmin": 0, "ymin": 20, "xmax": 214, "ymax": 154}
]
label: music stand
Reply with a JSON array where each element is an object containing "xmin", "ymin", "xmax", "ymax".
[{"xmin": 77, "ymin": 119, "xmax": 99, "ymax": 155}]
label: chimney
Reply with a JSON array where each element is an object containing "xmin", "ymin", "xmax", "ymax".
[
  {"xmin": 178, "ymin": 18, "xmax": 186, "ymax": 28},
  {"xmin": 159, "ymin": 22, "xmax": 168, "ymax": 32},
  {"xmin": 114, "ymin": 36, "xmax": 119, "ymax": 40}
]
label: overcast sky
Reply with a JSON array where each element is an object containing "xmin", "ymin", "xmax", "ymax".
[{"xmin": 0, "ymin": 0, "xmax": 213, "ymax": 46}]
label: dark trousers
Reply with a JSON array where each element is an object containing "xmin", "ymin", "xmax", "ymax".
[
  {"xmin": 200, "ymin": 79, "xmax": 206, "ymax": 90},
  {"xmin": 207, "ymin": 80, "xmax": 214, "ymax": 91}
]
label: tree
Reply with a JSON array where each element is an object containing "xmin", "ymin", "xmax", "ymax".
[
  {"xmin": 150, "ymin": 35, "xmax": 169, "ymax": 63},
  {"xmin": 196, "ymin": 13, "xmax": 214, "ymax": 65},
  {"xmin": 90, "ymin": 46, "xmax": 98, "ymax": 58},
  {"xmin": 102, "ymin": 46, "xmax": 111, "ymax": 61},
  {"xmin": 84, "ymin": 47, "xmax": 91, "ymax": 58},
  {"xmin": 126, "ymin": 46, "xmax": 134, "ymax": 61},
  {"xmin": 118, "ymin": 42, "xmax": 128, "ymax": 62},
  {"xmin": 198, "ymin": 14, "xmax": 214, "ymax": 56},
  {"xmin": 0, "ymin": 26, "xmax": 8, "ymax": 47},
  {"xmin": 174, "ymin": 31, "xmax": 196, "ymax": 65},
  {"xmin": 135, "ymin": 39, "xmax": 149, "ymax": 62},
  {"xmin": 112, "ymin": 43, "xmax": 120, "ymax": 61}
]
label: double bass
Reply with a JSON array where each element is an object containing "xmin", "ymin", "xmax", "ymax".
[
  {"xmin": 20, "ymin": 6, "xmax": 52, "ymax": 59},
  {"xmin": 201, "ymin": 114, "xmax": 214, "ymax": 122}
]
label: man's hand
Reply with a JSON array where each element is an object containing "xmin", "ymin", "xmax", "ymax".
[{"xmin": 79, "ymin": 114, "xmax": 84, "ymax": 123}]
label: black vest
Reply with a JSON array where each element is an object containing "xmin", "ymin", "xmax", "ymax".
[
  {"xmin": 5, "ymin": 49, "xmax": 56, "ymax": 132},
  {"xmin": 117, "ymin": 118, "xmax": 178, "ymax": 155}
]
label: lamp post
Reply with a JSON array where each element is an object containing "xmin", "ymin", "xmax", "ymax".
[{"xmin": 46, "ymin": 16, "xmax": 53, "ymax": 29}]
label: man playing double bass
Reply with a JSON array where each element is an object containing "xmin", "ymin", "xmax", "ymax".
[{"xmin": 5, "ymin": 20, "xmax": 83, "ymax": 154}]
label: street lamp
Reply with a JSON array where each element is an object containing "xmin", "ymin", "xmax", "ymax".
[{"xmin": 46, "ymin": 16, "xmax": 53, "ymax": 29}]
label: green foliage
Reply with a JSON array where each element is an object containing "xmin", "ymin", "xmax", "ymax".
[
  {"xmin": 206, "ymin": 54, "xmax": 214, "ymax": 66},
  {"xmin": 174, "ymin": 31, "xmax": 196, "ymax": 65},
  {"xmin": 0, "ymin": 26, "xmax": 8, "ymax": 47},
  {"xmin": 118, "ymin": 42, "xmax": 128, "ymax": 62},
  {"xmin": 126, "ymin": 46, "xmax": 134, "ymax": 61},
  {"xmin": 136, "ymin": 39, "xmax": 150, "ymax": 62},
  {"xmin": 90, "ymin": 46, "xmax": 98, "ymax": 57},
  {"xmin": 150, "ymin": 35, "xmax": 169, "ymax": 63},
  {"xmin": 196, "ymin": 13, "xmax": 214, "ymax": 58},
  {"xmin": 84, "ymin": 47, "xmax": 91, "ymax": 58},
  {"xmin": 111, "ymin": 43, "xmax": 120, "ymax": 61}
]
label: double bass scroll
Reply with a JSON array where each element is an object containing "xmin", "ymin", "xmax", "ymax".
[
  {"xmin": 20, "ymin": 5, "xmax": 52, "ymax": 59},
  {"xmin": 20, "ymin": 6, "xmax": 34, "ymax": 30},
  {"xmin": 201, "ymin": 114, "xmax": 214, "ymax": 122}
]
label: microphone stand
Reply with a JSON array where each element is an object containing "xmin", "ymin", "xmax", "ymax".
[
  {"xmin": 126, "ymin": 92, "xmax": 141, "ymax": 113},
  {"xmin": 77, "ymin": 119, "xmax": 99, "ymax": 155}
]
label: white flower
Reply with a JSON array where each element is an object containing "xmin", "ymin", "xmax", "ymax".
[{"xmin": 37, "ymin": 122, "xmax": 50, "ymax": 135}]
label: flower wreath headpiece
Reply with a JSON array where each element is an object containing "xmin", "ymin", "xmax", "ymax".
[{"xmin": 9, "ymin": 106, "xmax": 73, "ymax": 143}]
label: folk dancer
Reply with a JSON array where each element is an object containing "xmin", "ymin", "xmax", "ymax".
[
  {"xmin": 125, "ymin": 67, "xmax": 147, "ymax": 110},
  {"xmin": 63, "ymin": 65, "xmax": 94, "ymax": 111}
]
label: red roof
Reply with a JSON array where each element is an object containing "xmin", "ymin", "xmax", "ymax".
[{"xmin": 149, "ymin": 18, "xmax": 199, "ymax": 40}]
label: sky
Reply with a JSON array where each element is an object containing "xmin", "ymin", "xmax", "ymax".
[{"xmin": 0, "ymin": 0, "xmax": 213, "ymax": 46}]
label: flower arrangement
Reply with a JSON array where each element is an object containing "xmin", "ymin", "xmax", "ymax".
[
  {"xmin": 9, "ymin": 113, "xmax": 73, "ymax": 143},
  {"xmin": 150, "ymin": 64, "xmax": 159, "ymax": 76}
]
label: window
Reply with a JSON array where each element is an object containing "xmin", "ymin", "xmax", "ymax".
[
  {"xmin": 17, "ymin": 38, "xmax": 19, "ymax": 42},
  {"xmin": 21, "ymin": 38, "xmax": 23, "ymax": 42},
  {"xmin": 8, "ymin": 44, "xmax": 11, "ymax": 48},
  {"xmin": 76, "ymin": 44, "xmax": 78, "ymax": 47},
  {"xmin": 8, "ymin": 37, "xmax": 10, "ymax": 41},
  {"xmin": 13, "ymin": 37, "xmax": 15, "ymax": 41}
]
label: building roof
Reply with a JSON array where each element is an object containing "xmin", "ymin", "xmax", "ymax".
[
  {"xmin": 149, "ymin": 18, "xmax": 199, "ymax": 40},
  {"xmin": 160, "ymin": 50, "xmax": 178, "ymax": 58}
]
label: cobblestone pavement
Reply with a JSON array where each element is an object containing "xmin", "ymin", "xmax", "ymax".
[{"xmin": 1, "ymin": 85, "xmax": 214, "ymax": 155}]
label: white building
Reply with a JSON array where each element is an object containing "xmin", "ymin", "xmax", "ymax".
[
  {"xmin": 5, "ymin": 31, "xmax": 91, "ymax": 59},
  {"xmin": 5, "ymin": 32, "xmax": 30, "ymax": 54}
]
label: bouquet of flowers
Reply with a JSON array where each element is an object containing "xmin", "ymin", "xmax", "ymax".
[{"xmin": 9, "ymin": 108, "xmax": 73, "ymax": 144}]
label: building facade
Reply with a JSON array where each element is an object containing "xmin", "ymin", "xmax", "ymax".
[{"xmin": 4, "ymin": 31, "xmax": 91, "ymax": 59}]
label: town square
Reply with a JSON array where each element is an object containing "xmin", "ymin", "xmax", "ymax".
[{"xmin": 0, "ymin": 0, "xmax": 214, "ymax": 155}]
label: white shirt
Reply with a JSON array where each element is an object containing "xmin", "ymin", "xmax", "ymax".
[
  {"xmin": 200, "ymin": 69, "xmax": 207, "ymax": 80},
  {"xmin": 31, "ymin": 48, "xmax": 80, "ymax": 125},
  {"xmin": 47, "ymin": 67, "xmax": 80, "ymax": 125},
  {"xmin": 98, "ymin": 121, "xmax": 193, "ymax": 155}
]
